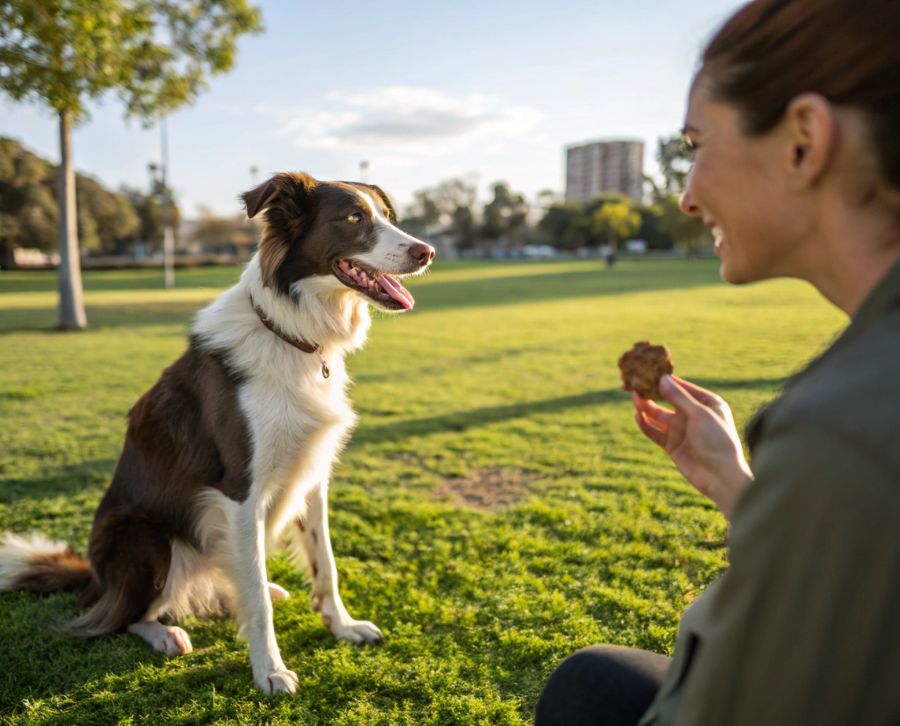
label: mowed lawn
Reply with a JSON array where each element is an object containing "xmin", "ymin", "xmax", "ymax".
[{"xmin": 0, "ymin": 258, "xmax": 844, "ymax": 724}]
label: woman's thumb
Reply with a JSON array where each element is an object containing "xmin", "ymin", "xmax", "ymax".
[{"xmin": 659, "ymin": 373, "xmax": 698, "ymax": 412}]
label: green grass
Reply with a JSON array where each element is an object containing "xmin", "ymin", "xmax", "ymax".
[{"xmin": 0, "ymin": 259, "xmax": 844, "ymax": 724}]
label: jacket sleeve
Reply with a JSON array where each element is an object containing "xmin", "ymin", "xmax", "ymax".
[{"xmin": 670, "ymin": 423, "xmax": 900, "ymax": 726}]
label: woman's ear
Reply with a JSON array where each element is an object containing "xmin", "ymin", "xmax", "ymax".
[{"xmin": 783, "ymin": 93, "xmax": 837, "ymax": 190}]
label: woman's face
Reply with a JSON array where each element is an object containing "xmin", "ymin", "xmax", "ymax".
[{"xmin": 679, "ymin": 76, "xmax": 808, "ymax": 284}]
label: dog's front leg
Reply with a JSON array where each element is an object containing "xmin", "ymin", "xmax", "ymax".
[
  {"xmin": 297, "ymin": 481, "xmax": 383, "ymax": 645},
  {"xmin": 231, "ymin": 502, "xmax": 298, "ymax": 695}
]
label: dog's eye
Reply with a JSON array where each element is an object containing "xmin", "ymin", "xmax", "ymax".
[{"xmin": 346, "ymin": 212, "xmax": 363, "ymax": 224}]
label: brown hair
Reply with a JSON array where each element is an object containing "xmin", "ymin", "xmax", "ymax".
[{"xmin": 701, "ymin": 0, "xmax": 900, "ymax": 190}]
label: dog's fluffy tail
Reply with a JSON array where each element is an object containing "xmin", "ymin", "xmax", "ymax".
[{"xmin": 0, "ymin": 532, "xmax": 93, "ymax": 595}]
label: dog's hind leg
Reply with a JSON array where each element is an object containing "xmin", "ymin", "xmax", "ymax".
[
  {"xmin": 65, "ymin": 512, "xmax": 172, "ymax": 638},
  {"xmin": 127, "ymin": 620, "xmax": 193, "ymax": 656},
  {"xmin": 295, "ymin": 480, "xmax": 383, "ymax": 645}
]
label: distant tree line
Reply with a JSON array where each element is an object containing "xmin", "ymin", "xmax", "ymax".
[
  {"xmin": 399, "ymin": 135, "xmax": 710, "ymax": 257},
  {"xmin": 0, "ymin": 136, "xmax": 178, "ymax": 268},
  {"xmin": 1, "ymin": 131, "xmax": 709, "ymax": 271}
]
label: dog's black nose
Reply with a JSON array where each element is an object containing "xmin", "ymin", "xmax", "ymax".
[{"xmin": 409, "ymin": 242, "xmax": 435, "ymax": 266}]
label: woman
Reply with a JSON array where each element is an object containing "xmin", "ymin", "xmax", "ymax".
[{"xmin": 537, "ymin": 0, "xmax": 900, "ymax": 724}]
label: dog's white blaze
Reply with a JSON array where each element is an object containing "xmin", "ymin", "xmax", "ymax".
[{"xmin": 353, "ymin": 188, "xmax": 428, "ymax": 275}]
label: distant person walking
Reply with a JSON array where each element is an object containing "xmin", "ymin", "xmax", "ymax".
[{"xmin": 537, "ymin": 0, "xmax": 900, "ymax": 724}]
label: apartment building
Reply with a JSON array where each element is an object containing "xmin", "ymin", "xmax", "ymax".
[{"xmin": 565, "ymin": 139, "xmax": 644, "ymax": 203}]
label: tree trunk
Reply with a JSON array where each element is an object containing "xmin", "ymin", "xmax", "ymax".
[{"xmin": 57, "ymin": 110, "xmax": 87, "ymax": 329}]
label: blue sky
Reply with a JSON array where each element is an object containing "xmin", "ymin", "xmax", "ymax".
[{"xmin": 1, "ymin": 0, "xmax": 743, "ymax": 218}]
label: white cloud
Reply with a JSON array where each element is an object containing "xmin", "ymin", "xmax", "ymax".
[{"xmin": 266, "ymin": 86, "xmax": 544, "ymax": 155}]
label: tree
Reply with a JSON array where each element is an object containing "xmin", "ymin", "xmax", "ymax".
[
  {"xmin": 121, "ymin": 186, "xmax": 162, "ymax": 255},
  {"xmin": 651, "ymin": 134, "xmax": 709, "ymax": 256},
  {"xmin": 432, "ymin": 178, "xmax": 478, "ymax": 250},
  {"xmin": 656, "ymin": 133, "xmax": 692, "ymax": 195},
  {"xmin": 0, "ymin": 0, "xmax": 262, "ymax": 328},
  {"xmin": 401, "ymin": 189, "xmax": 441, "ymax": 239},
  {"xmin": 0, "ymin": 136, "xmax": 56, "ymax": 266},
  {"xmin": 653, "ymin": 194, "xmax": 710, "ymax": 258},
  {"xmin": 537, "ymin": 202, "xmax": 584, "ymax": 251},
  {"xmin": 592, "ymin": 196, "xmax": 641, "ymax": 264},
  {"xmin": 76, "ymin": 176, "xmax": 139, "ymax": 254},
  {"xmin": 0, "ymin": 136, "xmax": 163, "ymax": 262},
  {"xmin": 188, "ymin": 208, "xmax": 255, "ymax": 258},
  {"xmin": 481, "ymin": 182, "xmax": 529, "ymax": 249},
  {"xmin": 401, "ymin": 177, "xmax": 478, "ymax": 249}
]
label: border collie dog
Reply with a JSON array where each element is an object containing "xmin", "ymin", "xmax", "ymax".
[{"xmin": 0, "ymin": 173, "xmax": 434, "ymax": 694}]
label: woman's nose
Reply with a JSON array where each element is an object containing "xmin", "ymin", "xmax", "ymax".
[{"xmin": 678, "ymin": 188, "xmax": 701, "ymax": 217}]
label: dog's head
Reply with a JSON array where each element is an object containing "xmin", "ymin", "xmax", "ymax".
[{"xmin": 242, "ymin": 172, "xmax": 434, "ymax": 312}]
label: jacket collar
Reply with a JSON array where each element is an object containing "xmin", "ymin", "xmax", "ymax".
[{"xmin": 746, "ymin": 256, "xmax": 900, "ymax": 451}]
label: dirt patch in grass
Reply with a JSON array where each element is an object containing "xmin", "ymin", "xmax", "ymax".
[{"xmin": 433, "ymin": 466, "xmax": 540, "ymax": 510}]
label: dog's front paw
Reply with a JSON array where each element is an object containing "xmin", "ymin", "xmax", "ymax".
[
  {"xmin": 313, "ymin": 596, "xmax": 385, "ymax": 644},
  {"xmin": 255, "ymin": 668, "xmax": 299, "ymax": 695},
  {"xmin": 330, "ymin": 618, "xmax": 385, "ymax": 645}
]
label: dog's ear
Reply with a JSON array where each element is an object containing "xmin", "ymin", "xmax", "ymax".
[
  {"xmin": 242, "ymin": 178, "xmax": 278, "ymax": 219},
  {"xmin": 366, "ymin": 184, "xmax": 397, "ymax": 224},
  {"xmin": 254, "ymin": 173, "xmax": 318, "ymax": 289}
]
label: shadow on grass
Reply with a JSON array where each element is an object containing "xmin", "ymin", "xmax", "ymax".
[
  {"xmin": 690, "ymin": 376, "xmax": 787, "ymax": 392},
  {"xmin": 0, "ymin": 304, "xmax": 199, "ymax": 335},
  {"xmin": 354, "ymin": 342, "xmax": 554, "ymax": 384},
  {"xmin": 0, "ymin": 460, "xmax": 115, "ymax": 505},
  {"xmin": 352, "ymin": 374, "xmax": 788, "ymax": 448},
  {"xmin": 353, "ymin": 388, "xmax": 627, "ymax": 446},
  {"xmin": 411, "ymin": 261, "xmax": 721, "ymax": 312},
  {"xmin": 0, "ymin": 590, "xmax": 243, "ymax": 720},
  {"xmin": 0, "ymin": 267, "xmax": 242, "ymax": 295},
  {"xmin": 1, "ymin": 260, "xmax": 723, "ymax": 335}
]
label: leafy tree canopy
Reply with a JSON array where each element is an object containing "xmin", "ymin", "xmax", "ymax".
[
  {"xmin": 592, "ymin": 197, "xmax": 641, "ymax": 247},
  {"xmin": 0, "ymin": 136, "xmax": 146, "ymax": 254},
  {"xmin": 655, "ymin": 133, "xmax": 693, "ymax": 196},
  {"xmin": 481, "ymin": 182, "xmax": 528, "ymax": 243},
  {"xmin": 0, "ymin": 0, "xmax": 263, "ymax": 122}
]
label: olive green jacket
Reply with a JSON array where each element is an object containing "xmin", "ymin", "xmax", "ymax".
[{"xmin": 640, "ymin": 260, "xmax": 900, "ymax": 726}]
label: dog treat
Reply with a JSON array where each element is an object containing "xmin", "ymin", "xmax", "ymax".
[{"xmin": 618, "ymin": 341, "xmax": 674, "ymax": 400}]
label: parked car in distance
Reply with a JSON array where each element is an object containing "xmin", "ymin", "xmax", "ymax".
[{"xmin": 522, "ymin": 244, "xmax": 558, "ymax": 259}]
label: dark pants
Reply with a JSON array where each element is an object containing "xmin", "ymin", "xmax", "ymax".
[{"xmin": 536, "ymin": 645, "xmax": 672, "ymax": 726}]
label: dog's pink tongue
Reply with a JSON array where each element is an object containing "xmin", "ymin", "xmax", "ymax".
[{"xmin": 377, "ymin": 274, "xmax": 415, "ymax": 310}]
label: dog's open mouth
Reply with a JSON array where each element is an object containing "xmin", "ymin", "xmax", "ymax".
[{"xmin": 332, "ymin": 259, "xmax": 415, "ymax": 311}]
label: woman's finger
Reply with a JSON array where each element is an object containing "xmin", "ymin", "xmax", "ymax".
[
  {"xmin": 631, "ymin": 391, "xmax": 674, "ymax": 417},
  {"xmin": 635, "ymin": 411, "xmax": 666, "ymax": 446},
  {"xmin": 671, "ymin": 375, "xmax": 724, "ymax": 408}
]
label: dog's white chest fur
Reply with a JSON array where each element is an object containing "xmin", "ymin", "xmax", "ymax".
[
  {"xmin": 242, "ymin": 361, "xmax": 356, "ymax": 539},
  {"xmin": 192, "ymin": 256, "xmax": 370, "ymax": 542}
]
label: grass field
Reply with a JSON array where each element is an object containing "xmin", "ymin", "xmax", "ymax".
[{"xmin": 0, "ymin": 258, "xmax": 845, "ymax": 724}]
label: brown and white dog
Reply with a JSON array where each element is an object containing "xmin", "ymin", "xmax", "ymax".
[{"xmin": 0, "ymin": 172, "xmax": 434, "ymax": 694}]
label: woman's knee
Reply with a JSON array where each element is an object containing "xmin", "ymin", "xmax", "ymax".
[{"xmin": 536, "ymin": 646, "xmax": 670, "ymax": 726}]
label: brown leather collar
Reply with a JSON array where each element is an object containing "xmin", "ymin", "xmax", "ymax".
[
  {"xmin": 250, "ymin": 294, "xmax": 319, "ymax": 354},
  {"xmin": 250, "ymin": 294, "xmax": 330, "ymax": 378}
]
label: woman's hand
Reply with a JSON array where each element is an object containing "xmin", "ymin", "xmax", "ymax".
[{"xmin": 632, "ymin": 374, "xmax": 753, "ymax": 520}]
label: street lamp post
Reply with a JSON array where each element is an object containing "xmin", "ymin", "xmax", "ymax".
[{"xmin": 160, "ymin": 117, "xmax": 175, "ymax": 288}]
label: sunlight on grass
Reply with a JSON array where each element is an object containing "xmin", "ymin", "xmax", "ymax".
[{"xmin": 0, "ymin": 259, "xmax": 845, "ymax": 723}]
